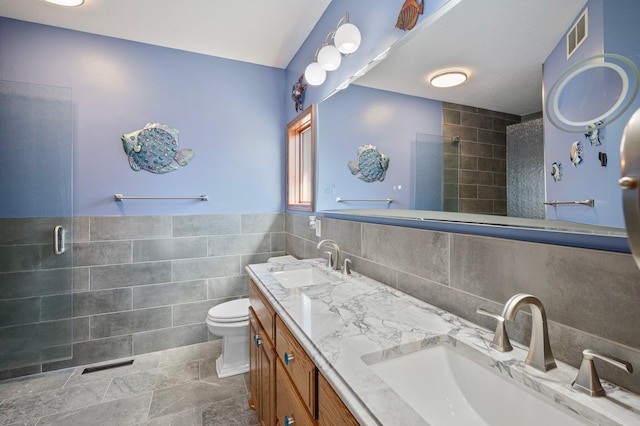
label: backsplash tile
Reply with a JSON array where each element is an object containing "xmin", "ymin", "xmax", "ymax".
[{"xmin": 286, "ymin": 213, "xmax": 640, "ymax": 394}]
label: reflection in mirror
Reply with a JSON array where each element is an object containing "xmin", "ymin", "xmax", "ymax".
[
  {"xmin": 316, "ymin": 0, "xmax": 640, "ymax": 237},
  {"xmin": 287, "ymin": 105, "xmax": 315, "ymax": 212}
]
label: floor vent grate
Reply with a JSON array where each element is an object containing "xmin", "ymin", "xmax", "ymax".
[{"xmin": 81, "ymin": 359, "xmax": 134, "ymax": 375}]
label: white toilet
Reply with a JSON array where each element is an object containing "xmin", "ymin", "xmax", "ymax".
[{"xmin": 205, "ymin": 298, "xmax": 251, "ymax": 378}]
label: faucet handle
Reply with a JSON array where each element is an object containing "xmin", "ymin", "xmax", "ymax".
[
  {"xmin": 477, "ymin": 308, "xmax": 513, "ymax": 352},
  {"xmin": 342, "ymin": 258, "xmax": 352, "ymax": 275},
  {"xmin": 323, "ymin": 251, "xmax": 334, "ymax": 269},
  {"xmin": 572, "ymin": 349, "xmax": 633, "ymax": 397}
]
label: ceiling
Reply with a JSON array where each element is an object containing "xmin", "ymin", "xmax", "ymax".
[
  {"xmin": 355, "ymin": 0, "xmax": 587, "ymax": 116},
  {"xmin": 0, "ymin": 0, "xmax": 331, "ymax": 68},
  {"xmin": 1, "ymin": 0, "xmax": 587, "ymax": 116}
]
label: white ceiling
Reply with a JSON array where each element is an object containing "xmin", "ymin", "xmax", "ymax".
[
  {"xmin": 0, "ymin": 0, "xmax": 331, "ymax": 68},
  {"xmin": 1, "ymin": 0, "xmax": 587, "ymax": 115},
  {"xmin": 355, "ymin": 0, "xmax": 587, "ymax": 116}
]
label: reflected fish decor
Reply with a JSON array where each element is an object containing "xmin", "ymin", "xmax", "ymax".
[
  {"xmin": 551, "ymin": 162, "xmax": 562, "ymax": 182},
  {"xmin": 569, "ymin": 141, "xmax": 583, "ymax": 167},
  {"xmin": 348, "ymin": 145, "xmax": 390, "ymax": 182},
  {"xmin": 396, "ymin": 0, "xmax": 424, "ymax": 31},
  {"xmin": 291, "ymin": 74, "xmax": 307, "ymax": 113},
  {"xmin": 585, "ymin": 121, "xmax": 604, "ymax": 146},
  {"xmin": 121, "ymin": 123, "xmax": 193, "ymax": 174}
]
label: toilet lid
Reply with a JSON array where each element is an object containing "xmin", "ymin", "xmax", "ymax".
[{"xmin": 207, "ymin": 298, "xmax": 250, "ymax": 323}]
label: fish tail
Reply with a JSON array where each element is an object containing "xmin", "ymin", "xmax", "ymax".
[
  {"xmin": 174, "ymin": 148, "xmax": 194, "ymax": 166},
  {"xmin": 348, "ymin": 161, "xmax": 360, "ymax": 175}
]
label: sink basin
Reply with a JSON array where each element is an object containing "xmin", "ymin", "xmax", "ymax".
[
  {"xmin": 271, "ymin": 265, "xmax": 337, "ymax": 288},
  {"xmin": 366, "ymin": 342, "xmax": 586, "ymax": 426}
]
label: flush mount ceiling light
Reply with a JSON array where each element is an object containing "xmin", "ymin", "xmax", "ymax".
[
  {"xmin": 430, "ymin": 71, "xmax": 468, "ymax": 88},
  {"xmin": 45, "ymin": 0, "xmax": 85, "ymax": 6},
  {"xmin": 304, "ymin": 12, "xmax": 361, "ymax": 86}
]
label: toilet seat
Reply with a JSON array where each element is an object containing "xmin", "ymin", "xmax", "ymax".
[{"xmin": 207, "ymin": 298, "xmax": 250, "ymax": 323}]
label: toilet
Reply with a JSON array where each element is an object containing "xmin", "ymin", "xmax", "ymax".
[{"xmin": 205, "ymin": 298, "xmax": 251, "ymax": 378}]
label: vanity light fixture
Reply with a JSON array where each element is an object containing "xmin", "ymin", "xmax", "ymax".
[
  {"xmin": 430, "ymin": 71, "xmax": 468, "ymax": 88},
  {"xmin": 304, "ymin": 12, "xmax": 361, "ymax": 86},
  {"xmin": 45, "ymin": 0, "xmax": 84, "ymax": 6}
]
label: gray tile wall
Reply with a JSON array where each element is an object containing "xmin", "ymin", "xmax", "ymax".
[
  {"xmin": 443, "ymin": 102, "xmax": 520, "ymax": 215},
  {"xmin": 286, "ymin": 213, "xmax": 640, "ymax": 394},
  {"xmin": 0, "ymin": 213, "xmax": 284, "ymax": 379}
]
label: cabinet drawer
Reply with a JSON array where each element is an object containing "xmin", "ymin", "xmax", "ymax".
[
  {"xmin": 275, "ymin": 315, "xmax": 316, "ymax": 416},
  {"xmin": 318, "ymin": 372, "xmax": 359, "ymax": 426},
  {"xmin": 249, "ymin": 279, "xmax": 275, "ymax": 342},
  {"xmin": 276, "ymin": 359, "xmax": 315, "ymax": 426}
]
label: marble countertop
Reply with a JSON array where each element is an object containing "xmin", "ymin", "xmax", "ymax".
[{"xmin": 246, "ymin": 256, "xmax": 640, "ymax": 426}]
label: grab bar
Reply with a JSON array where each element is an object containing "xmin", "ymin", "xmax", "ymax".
[
  {"xmin": 336, "ymin": 197, "xmax": 393, "ymax": 204},
  {"xmin": 543, "ymin": 199, "xmax": 594, "ymax": 207},
  {"xmin": 114, "ymin": 194, "xmax": 208, "ymax": 201}
]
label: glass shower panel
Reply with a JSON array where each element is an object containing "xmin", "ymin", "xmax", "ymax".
[
  {"xmin": 414, "ymin": 133, "xmax": 460, "ymax": 211},
  {"xmin": 0, "ymin": 80, "xmax": 73, "ymax": 373}
]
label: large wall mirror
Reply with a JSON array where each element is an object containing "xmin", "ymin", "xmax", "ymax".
[{"xmin": 315, "ymin": 0, "xmax": 639, "ymax": 248}]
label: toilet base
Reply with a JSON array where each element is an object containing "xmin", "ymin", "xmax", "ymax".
[
  {"xmin": 216, "ymin": 354, "xmax": 249, "ymax": 379},
  {"xmin": 215, "ymin": 333, "xmax": 249, "ymax": 378}
]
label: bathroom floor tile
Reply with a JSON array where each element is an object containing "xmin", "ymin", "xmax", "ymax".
[
  {"xmin": 0, "ymin": 341, "xmax": 256, "ymax": 426},
  {"xmin": 36, "ymin": 392, "xmax": 152, "ymax": 426},
  {"xmin": 201, "ymin": 395, "xmax": 258, "ymax": 426}
]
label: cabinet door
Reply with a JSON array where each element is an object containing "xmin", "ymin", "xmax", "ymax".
[
  {"xmin": 317, "ymin": 373, "xmax": 359, "ymax": 426},
  {"xmin": 276, "ymin": 359, "xmax": 315, "ymax": 426},
  {"xmin": 249, "ymin": 308, "xmax": 260, "ymax": 411},
  {"xmin": 259, "ymin": 330, "xmax": 276, "ymax": 426}
]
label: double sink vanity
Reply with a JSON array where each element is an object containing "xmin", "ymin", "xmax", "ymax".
[{"xmin": 246, "ymin": 255, "xmax": 640, "ymax": 425}]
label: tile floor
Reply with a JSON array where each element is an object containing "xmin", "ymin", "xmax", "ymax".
[{"xmin": 0, "ymin": 341, "xmax": 258, "ymax": 426}]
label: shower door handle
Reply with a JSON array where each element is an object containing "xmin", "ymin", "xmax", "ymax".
[{"xmin": 53, "ymin": 225, "xmax": 66, "ymax": 255}]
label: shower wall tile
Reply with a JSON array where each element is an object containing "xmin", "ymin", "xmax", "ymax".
[
  {"xmin": 1, "ymin": 213, "xmax": 285, "ymax": 379},
  {"xmin": 74, "ymin": 288, "xmax": 132, "ymax": 316},
  {"xmin": 133, "ymin": 237, "xmax": 207, "ymax": 262},
  {"xmin": 207, "ymin": 234, "xmax": 271, "ymax": 256},
  {"xmin": 73, "ymin": 241, "xmax": 132, "ymax": 267},
  {"xmin": 42, "ymin": 335, "xmax": 133, "ymax": 372},
  {"xmin": 90, "ymin": 216, "xmax": 172, "ymax": 241},
  {"xmin": 172, "ymin": 214, "xmax": 240, "ymax": 237},
  {"xmin": 0, "ymin": 298, "xmax": 41, "ymax": 327},
  {"xmin": 90, "ymin": 307, "xmax": 172, "ymax": 338},
  {"xmin": 132, "ymin": 280, "xmax": 207, "ymax": 309},
  {"xmin": 90, "ymin": 262, "xmax": 172, "ymax": 290},
  {"xmin": 133, "ymin": 324, "xmax": 207, "ymax": 355}
]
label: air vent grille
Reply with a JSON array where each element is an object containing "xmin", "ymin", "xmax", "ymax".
[{"xmin": 567, "ymin": 8, "xmax": 588, "ymax": 59}]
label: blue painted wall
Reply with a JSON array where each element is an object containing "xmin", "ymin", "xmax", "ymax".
[
  {"xmin": 316, "ymin": 85, "xmax": 442, "ymax": 211},
  {"xmin": 543, "ymin": 0, "xmax": 640, "ymax": 228},
  {"xmin": 0, "ymin": 18, "xmax": 285, "ymax": 217}
]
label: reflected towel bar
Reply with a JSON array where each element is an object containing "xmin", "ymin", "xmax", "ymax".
[
  {"xmin": 114, "ymin": 194, "xmax": 208, "ymax": 201},
  {"xmin": 336, "ymin": 197, "xmax": 394, "ymax": 204},
  {"xmin": 543, "ymin": 199, "xmax": 594, "ymax": 207}
]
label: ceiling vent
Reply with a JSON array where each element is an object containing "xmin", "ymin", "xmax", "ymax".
[{"xmin": 567, "ymin": 8, "xmax": 588, "ymax": 59}]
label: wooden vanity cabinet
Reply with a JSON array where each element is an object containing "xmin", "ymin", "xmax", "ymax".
[{"xmin": 249, "ymin": 279, "xmax": 359, "ymax": 426}]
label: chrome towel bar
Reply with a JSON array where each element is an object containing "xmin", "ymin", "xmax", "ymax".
[
  {"xmin": 336, "ymin": 197, "xmax": 393, "ymax": 204},
  {"xmin": 114, "ymin": 194, "xmax": 208, "ymax": 201},
  {"xmin": 543, "ymin": 199, "xmax": 594, "ymax": 207}
]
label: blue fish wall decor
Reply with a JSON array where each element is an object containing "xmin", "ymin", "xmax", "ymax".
[
  {"xmin": 348, "ymin": 144, "xmax": 390, "ymax": 182},
  {"xmin": 291, "ymin": 74, "xmax": 307, "ymax": 113},
  {"xmin": 121, "ymin": 123, "xmax": 193, "ymax": 174}
]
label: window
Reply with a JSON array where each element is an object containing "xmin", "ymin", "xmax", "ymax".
[{"xmin": 286, "ymin": 105, "xmax": 315, "ymax": 211}]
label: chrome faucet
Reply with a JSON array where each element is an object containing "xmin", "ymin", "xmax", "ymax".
[
  {"xmin": 501, "ymin": 293, "xmax": 557, "ymax": 372},
  {"xmin": 317, "ymin": 239, "xmax": 340, "ymax": 270}
]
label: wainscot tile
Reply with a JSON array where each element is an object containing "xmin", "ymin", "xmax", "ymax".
[
  {"xmin": 207, "ymin": 275, "xmax": 248, "ymax": 299},
  {"xmin": 133, "ymin": 237, "xmax": 207, "ymax": 262},
  {"xmin": 90, "ymin": 261, "xmax": 172, "ymax": 290},
  {"xmin": 208, "ymin": 234, "xmax": 270, "ymax": 256},
  {"xmin": 241, "ymin": 212, "xmax": 284, "ymax": 233},
  {"xmin": 74, "ymin": 288, "xmax": 132, "ymax": 316},
  {"xmin": 172, "ymin": 256, "xmax": 240, "ymax": 282},
  {"xmin": 133, "ymin": 280, "xmax": 207, "ymax": 309},
  {"xmin": 73, "ymin": 241, "xmax": 132, "ymax": 267},
  {"xmin": 90, "ymin": 307, "xmax": 172, "ymax": 338},
  {"xmin": 90, "ymin": 216, "xmax": 171, "ymax": 241},
  {"xmin": 133, "ymin": 323, "xmax": 207, "ymax": 355},
  {"xmin": 172, "ymin": 214, "xmax": 241, "ymax": 237}
]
